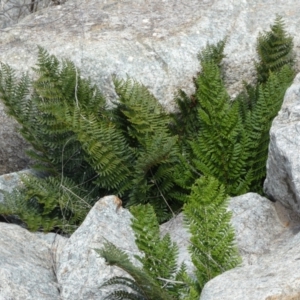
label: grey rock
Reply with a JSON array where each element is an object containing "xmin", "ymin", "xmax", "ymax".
[
  {"xmin": 160, "ymin": 212, "xmax": 194, "ymax": 277},
  {"xmin": 0, "ymin": 169, "xmax": 33, "ymax": 203},
  {"xmin": 56, "ymin": 195, "xmax": 142, "ymax": 300},
  {"xmin": 0, "ymin": 0, "xmax": 67, "ymax": 29},
  {"xmin": 200, "ymin": 193, "xmax": 300, "ymax": 300},
  {"xmin": 0, "ymin": 222, "xmax": 66, "ymax": 300},
  {"xmin": 228, "ymin": 193, "xmax": 286, "ymax": 265},
  {"xmin": 1, "ymin": 0, "xmax": 300, "ymax": 174},
  {"xmin": 264, "ymin": 73, "xmax": 300, "ymax": 215}
]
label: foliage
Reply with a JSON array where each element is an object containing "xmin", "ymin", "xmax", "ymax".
[
  {"xmin": 0, "ymin": 47, "xmax": 182, "ymax": 231},
  {"xmin": 0, "ymin": 173, "xmax": 92, "ymax": 233},
  {"xmin": 97, "ymin": 177, "xmax": 240, "ymax": 299},
  {"xmin": 96, "ymin": 240, "xmax": 176, "ymax": 300},
  {"xmin": 183, "ymin": 176, "xmax": 241, "ymax": 296},
  {"xmin": 256, "ymin": 15, "xmax": 295, "ymax": 84},
  {"xmin": 237, "ymin": 65, "xmax": 294, "ymax": 193},
  {"xmin": 111, "ymin": 78, "xmax": 182, "ymax": 221},
  {"xmin": 130, "ymin": 204, "xmax": 188, "ymax": 297}
]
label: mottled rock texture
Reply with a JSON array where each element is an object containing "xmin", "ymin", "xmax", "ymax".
[
  {"xmin": 1, "ymin": 0, "xmax": 300, "ymax": 175},
  {"xmin": 200, "ymin": 193, "xmax": 300, "ymax": 300},
  {"xmin": 264, "ymin": 73, "xmax": 300, "ymax": 215},
  {"xmin": 0, "ymin": 222, "xmax": 66, "ymax": 299},
  {"xmin": 0, "ymin": 195, "xmax": 141, "ymax": 300},
  {"xmin": 56, "ymin": 195, "xmax": 141, "ymax": 300}
]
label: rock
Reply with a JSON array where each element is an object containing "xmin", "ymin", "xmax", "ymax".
[
  {"xmin": 0, "ymin": 222, "xmax": 66, "ymax": 299},
  {"xmin": 160, "ymin": 212, "xmax": 194, "ymax": 277},
  {"xmin": 56, "ymin": 195, "xmax": 142, "ymax": 300},
  {"xmin": 0, "ymin": 169, "xmax": 35, "ymax": 203},
  {"xmin": 264, "ymin": 73, "xmax": 300, "ymax": 215},
  {"xmin": 200, "ymin": 193, "xmax": 300, "ymax": 300},
  {"xmin": 0, "ymin": 194, "xmax": 141, "ymax": 300},
  {"xmin": 228, "ymin": 193, "xmax": 286, "ymax": 265},
  {"xmin": 0, "ymin": 0, "xmax": 67, "ymax": 29},
  {"xmin": 1, "ymin": 0, "xmax": 300, "ymax": 174}
]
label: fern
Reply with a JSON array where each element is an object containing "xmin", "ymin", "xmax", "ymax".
[
  {"xmin": 111, "ymin": 78, "xmax": 182, "ymax": 221},
  {"xmin": 186, "ymin": 59, "xmax": 252, "ymax": 195},
  {"xmin": 0, "ymin": 173, "xmax": 93, "ymax": 233},
  {"xmin": 256, "ymin": 15, "xmax": 295, "ymax": 84},
  {"xmin": 240, "ymin": 65, "xmax": 294, "ymax": 193},
  {"xmin": 96, "ymin": 240, "xmax": 175, "ymax": 300},
  {"xmin": 183, "ymin": 176, "xmax": 241, "ymax": 296},
  {"xmin": 130, "ymin": 204, "xmax": 183, "ymax": 295}
]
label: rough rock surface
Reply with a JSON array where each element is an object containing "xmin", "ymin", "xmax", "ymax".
[
  {"xmin": 264, "ymin": 73, "xmax": 300, "ymax": 215},
  {"xmin": 160, "ymin": 212, "xmax": 194, "ymax": 277},
  {"xmin": 0, "ymin": 169, "xmax": 34, "ymax": 203},
  {"xmin": 0, "ymin": 194, "xmax": 141, "ymax": 300},
  {"xmin": 200, "ymin": 194, "xmax": 300, "ymax": 300},
  {"xmin": 56, "ymin": 195, "xmax": 141, "ymax": 300},
  {"xmin": 1, "ymin": 0, "xmax": 300, "ymax": 174},
  {"xmin": 0, "ymin": 222, "xmax": 66, "ymax": 299}
]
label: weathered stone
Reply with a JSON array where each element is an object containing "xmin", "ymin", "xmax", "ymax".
[
  {"xmin": 264, "ymin": 73, "xmax": 300, "ymax": 215},
  {"xmin": 0, "ymin": 222, "xmax": 66, "ymax": 299},
  {"xmin": 160, "ymin": 193, "xmax": 288, "ymax": 280},
  {"xmin": 160, "ymin": 212, "xmax": 194, "ymax": 277},
  {"xmin": 0, "ymin": 169, "xmax": 34, "ymax": 203},
  {"xmin": 1, "ymin": 0, "xmax": 300, "ymax": 174},
  {"xmin": 200, "ymin": 193, "xmax": 300, "ymax": 300},
  {"xmin": 56, "ymin": 195, "xmax": 142, "ymax": 300},
  {"xmin": 228, "ymin": 193, "xmax": 286, "ymax": 265},
  {"xmin": 0, "ymin": 0, "xmax": 67, "ymax": 29}
]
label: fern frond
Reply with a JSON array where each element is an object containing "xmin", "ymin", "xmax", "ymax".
[
  {"xmin": 256, "ymin": 15, "xmax": 295, "ymax": 84},
  {"xmin": 183, "ymin": 176, "xmax": 241, "ymax": 294},
  {"xmin": 96, "ymin": 241, "xmax": 175, "ymax": 300}
]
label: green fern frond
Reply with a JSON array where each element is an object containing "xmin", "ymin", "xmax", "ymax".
[
  {"xmin": 96, "ymin": 241, "xmax": 175, "ymax": 300},
  {"xmin": 183, "ymin": 176, "xmax": 241, "ymax": 295},
  {"xmin": 189, "ymin": 60, "xmax": 252, "ymax": 195},
  {"xmin": 256, "ymin": 15, "xmax": 295, "ymax": 84},
  {"xmin": 197, "ymin": 38, "xmax": 227, "ymax": 67}
]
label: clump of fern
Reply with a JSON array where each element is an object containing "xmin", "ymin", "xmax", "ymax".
[
  {"xmin": 0, "ymin": 47, "xmax": 182, "ymax": 232},
  {"xmin": 97, "ymin": 204, "xmax": 189, "ymax": 300},
  {"xmin": 97, "ymin": 176, "xmax": 240, "ymax": 299},
  {"xmin": 183, "ymin": 176, "xmax": 241, "ymax": 297}
]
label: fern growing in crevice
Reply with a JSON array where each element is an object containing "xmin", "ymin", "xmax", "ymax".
[
  {"xmin": 176, "ymin": 56, "xmax": 253, "ymax": 196},
  {"xmin": 256, "ymin": 15, "xmax": 295, "ymax": 84},
  {"xmin": 111, "ymin": 78, "xmax": 182, "ymax": 221},
  {"xmin": 0, "ymin": 173, "xmax": 92, "ymax": 233},
  {"xmin": 183, "ymin": 176, "xmax": 241, "ymax": 296},
  {"xmin": 96, "ymin": 240, "xmax": 175, "ymax": 300},
  {"xmin": 97, "ymin": 177, "xmax": 241, "ymax": 299}
]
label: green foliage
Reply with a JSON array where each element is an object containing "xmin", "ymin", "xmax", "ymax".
[
  {"xmin": 238, "ymin": 65, "xmax": 295, "ymax": 193},
  {"xmin": 97, "ymin": 177, "xmax": 241, "ymax": 299},
  {"xmin": 130, "ymin": 204, "xmax": 186, "ymax": 297},
  {"xmin": 184, "ymin": 176, "xmax": 241, "ymax": 295},
  {"xmin": 176, "ymin": 57, "xmax": 252, "ymax": 196},
  {"xmin": 96, "ymin": 240, "xmax": 175, "ymax": 300},
  {"xmin": 256, "ymin": 15, "xmax": 295, "ymax": 84},
  {"xmin": 0, "ymin": 173, "xmax": 92, "ymax": 233},
  {"xmin": 111, "ymin": 78, "xmax": 182, "ymax": 221},
  {"xmin": 197, "ymin": 38, "xmax": 227, "ymax": 67},
  {"xmin": 0, "ymin": 47, "xmax": 183, "ymax": 231}
]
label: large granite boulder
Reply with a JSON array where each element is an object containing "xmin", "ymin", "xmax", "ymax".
[
  {"xmin": 1, "ymin": 0, "xmax": 300, "ymax": 175},
  {"xmin": 264, "ymin": 73, "xmax": 300, "ymax": 215}
]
